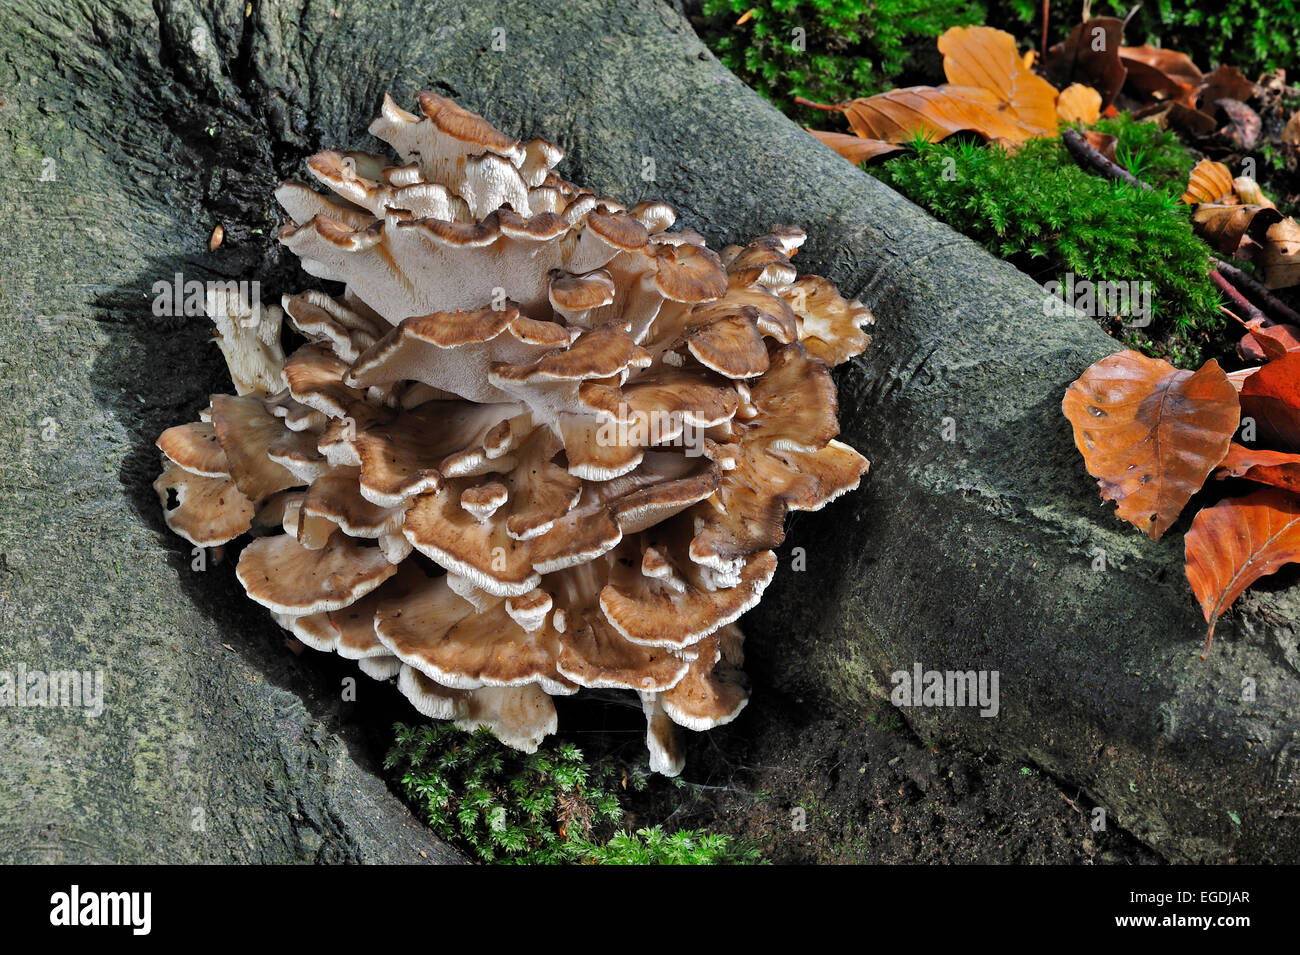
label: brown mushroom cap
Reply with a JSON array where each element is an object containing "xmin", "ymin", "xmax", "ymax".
[
  {"xmin": 283, "ymin": 290, "xmax": 387, "ymax": 363},
  {"xmin": 157, "ymin": 421, "xmax": 228, "ymax": 478},
  {"xmin": 648, "ymin": 242, "xmax": 728, "ymax": 303},
  {"xmin": 660, "ymin": 627, "xmax": 750, "ymax": 730},
  {"xmin": 236, "ymin": 531, "xmax": 397, "ymax": 615},
  {"xmin": 349, "ymin": 306, "xmax": 571, "ymax": 403},
  {"xmin": 375, "ymin": 567, "xmax": 574, "ymax": 695},
  {"xmin": 600, "ymin": 543, "xmax": 775, "ymax": 649},
  {"xmin": 154, "ymin": 461, "xmax": 254, "ymax": 546},
  {"xmin": 209, "ymin": 394, "xmax": 303, "ymax": 500},
  {"xmin": 778, "ymin": 275, "xmax": 873, "ymax": 366}
]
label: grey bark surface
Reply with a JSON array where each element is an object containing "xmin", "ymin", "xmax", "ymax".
[{"xmin": 0, "ymin": 0, "xmax": 1295, "ymax": 863}]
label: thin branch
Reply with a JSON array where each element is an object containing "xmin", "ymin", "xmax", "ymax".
[
  {"xmin": 1060, "ymin": 126, "xmax": 1153, "ymax": 191},
  {"xmin": 1041, "ymin": 0, "xmax": 1050, "ymax": 62},
  {"xmin": 1210, "ymin": 269, "xmax": 1267, "ymax": 325},
  {"xmin": 1214, "ymin": 258, "xmax": 1300, "ymax": 326}
]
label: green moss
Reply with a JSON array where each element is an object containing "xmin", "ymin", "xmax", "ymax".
[
  {"xmin": 869, "ymin": 134, "xmax": 1222, "ymax": 363},
  {"xmin": 385, "ymin": 722, "xmax": 766, "ymax": 865},
  {"xmin": 985, "ymin": 0, "xmax": 1300, "ymax": 78},
  {"xmin": 697, "ymin": 0, "xmax": 984, "ymax": 123},
  {"xmin": 1092, "ymin": 113, "xmax": 1195, "ymax": 196}
]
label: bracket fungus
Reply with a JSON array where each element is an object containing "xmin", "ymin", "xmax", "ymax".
[{"xmin": 154, "ymin": 93, "xmax": 872, "ymax": 774}]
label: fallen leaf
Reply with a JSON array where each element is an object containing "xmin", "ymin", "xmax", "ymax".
[
  {"xmin": 1261, "ymin": 217, "xmax": 1300, "ymax": 289},
  {"xmin": 939, "ymin": 26, "xmax": 1059, "ymax": 135},
  {"xmin": 1192, "ymin": 202, "xmax": 1283, "ymax": 255},
  {"xmin": 1043, "ymin": 18, "xmax": 1127, "ymax": 110},
  {"xmin": 1133, "ymin": 100, "xmax": 1218, "ymax": 136},
  {"xmin": 1083, "ymin": 129, "xmax": 1118, "ymax": 161},
  {"xmin": 1056, "ymin": 83, "xmax": 1102, "ymax": 124},
  {"xmin": 1199, "ymin": 65, "xmax": 1257, "ymax": 111},
  {"xmin": 1181, "ymin": 159, "xmax": 1235, "ymax": 204},
  {"xmin": 806, "ymin": 25, "xmax": 1059, "ymax": 157},
  {"xmin": 1216, "ymin": 98, "xmax": 1261, "ymax": 150},
  {"xmin": 1119, "ymin": 45, "xmax": 1203, "ymax": 107},
  {"xmin": 1185, "ymin": 487, "xmax": 1300, "ymax": 655},
  {"xmin": 819, "ymin": 85, "xmax": 1038, "ymax": 145},
  {"xmin": 1063, "ymin": 350, "xmax": 1240, "ymax": 540},
  {"xmin": 1238, "ymin": 320, "xmax": 1300, "ymax": 362},
  {"xmin": 1283, "ymin": 109, "xmax": 1300, "ymax": 148},
  {"xmin": 1215, "ymin": 443, "xmax": 1300, "ymax": 492},
  {"xmin": 807, "ymin": 129, "xmax": 905, "ymax": 164},
  {"xmin": 1226, "ymin": 367, "xmax": 1258, "ymax": 392},
  {"xmin": 1232, "ymin": 177, "xmax": 1275, "ymax": 209},
  {"xmin": 1239, "ymin": 351, "xmax": 1300, "ymax": 447}
]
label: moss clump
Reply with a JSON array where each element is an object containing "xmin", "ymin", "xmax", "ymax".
[
  {"xmin": 870, "ymin": 132, "xmax": 1222, "ymax": 364},
  {"xmin": 697, "ymin": 0, "xmax": 983, "ymax": 123},
  {"xmin": 385, "ymin": 722, "xmax": 766, "ymax": 865}
]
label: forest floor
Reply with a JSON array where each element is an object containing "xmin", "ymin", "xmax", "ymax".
[{"xmin": 549, "ymin": 690, "xmax": 1162, "ymax": 864}]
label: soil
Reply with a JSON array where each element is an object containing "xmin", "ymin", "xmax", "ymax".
[{"xmin": 547, "ymin": 689, "xmax": 1163, "ymax": 865}]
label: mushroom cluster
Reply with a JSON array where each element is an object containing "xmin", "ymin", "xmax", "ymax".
[{"xmin": 154, "ymin": 93, "xmax": 871, "ymax": 774}]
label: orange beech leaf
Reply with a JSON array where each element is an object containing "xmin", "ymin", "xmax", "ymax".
[
  {"xmin": 938, "ymin": 26, "xmax": 1059, "ymax": 135},
  {"xmin": 806, "ymin": 26, "xmax": 1059, "ymax": 153},
  {"xmin": 1056, "ymin": 83, "xmax": 1101, "ymax": 124},
  {"xmin": 1262, "ymin": 218, "xmax": 1300, "ymax": 290},
  {"xmin": 825, "ymin": 85, "xmax": 1038, "ymax": 145},
  {"xmin": 1062, "ymin": 350, "xmax": 1239, "ymax": 540},
  {"xmin": 1180, "ymin": 159, "xmax": 1235, "ymax": 205},
  {"xmin": 1239, "ymin": 351, "xmax": 1300, "ymax": 448},
  {"xmin": 1215, "ymin": 443, "xmax": 1300, "ymax": 492},
  {"xmin": 806, "ymin": 129, "xmax": 905, "ymax": 164},
  {"xmin": 1185, "ymin": 488, "xmax": 1300, "ymax": 656}
]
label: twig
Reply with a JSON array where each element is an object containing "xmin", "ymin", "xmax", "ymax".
[
  {"xmin": 1060, "ymin": 127, "xmax": 1153, "ymax": 191},
  {"xmin": 1214, "ymin": 258, "xmax": 1300, "ymax": 326},
  {"xmin": 1210, "ymin": 270, "xmax": 1267, "ymax": 325},
  {"xmin": 1041, "ymin": 0, "xmax": 1050, "ymax": 63},
  {"xmin": 793, "ymin": 96, "xmax": 838, "ymax": 112}
]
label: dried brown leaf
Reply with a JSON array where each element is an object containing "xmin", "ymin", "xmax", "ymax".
[
  {"xmin": 1181, "ymin": 159, "xmax": 1235, "ymax": 204},
  {"xmin": 1185, "ymin": 488, "xmax": 1300, "ymax": 654},
  {"xmin": 1261, "ymin": 217, "xmax": 1300, "ymax": 290},
  {"xmin": 1063, "ymin": 350, "xmax": 1239, "ymax": 540}
]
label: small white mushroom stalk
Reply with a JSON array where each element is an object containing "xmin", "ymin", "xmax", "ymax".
[{"xmin": 154, "ymin": 93, "xmax": 873, "ymax": 773}]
